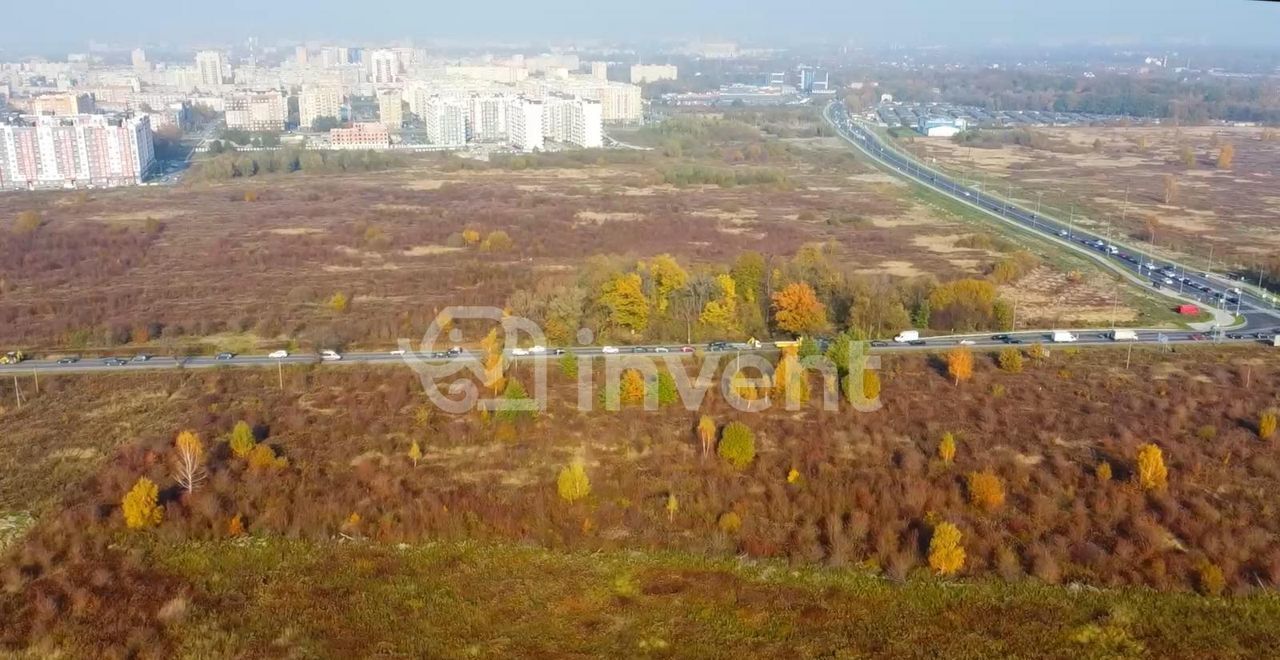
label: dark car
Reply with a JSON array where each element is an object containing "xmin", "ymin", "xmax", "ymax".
[
  {"xmin": 552, "ymin": 348, "xmax": 566, "ymax": 355},
  {"xmin": 1226, "ymin": 333, "xmax": 1244, "ymax": 340},
  {"xmin": 908, "ymin": 339, "xmax": 927, "ymax": 346},
  {"xmin": 1005, "ymin": 338, "xmax": 1024, "ymax": 345},
  {"xmin": 992, "ymin": 334, "xmax": 1010, "ymax": 341},
  {"xmin": 103, "ymin": 358, "xmax": 128, "ymax": 366},
  {"xmin": 870, "ymin": 341, "xmax": 888, "ymax": 347},
  {"xmin": 56, "ymin": 356, "xmax": 79, "ymax": 365},
  {"xmin": 446, "ymin": 347, "xmax": 463, "ymax": 357},
  {"xmin": 431, "ymin": 351, "xmax": 447, "ymax": 359},
  {"xmin": 215, "ymin": 352, "xmax": 235, "ymax": 360},
  {"xmin": 631, "ymin": 346, "xmax": 651, "ymax": 353}
]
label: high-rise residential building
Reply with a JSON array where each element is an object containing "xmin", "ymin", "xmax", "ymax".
[
  {"xmin": 0, "ymin": 114, "xmax": 154, "ymax": 190},
  {"xmin": 299, "ymin": 85, "xmax": 343, "ymax": 130},
  {"xmin": 369, "ymin": 49, "xmax": 398, "ymax": 84},
  {"xmin": 630, "ymin": 64, "xmax": 678, "ymax": 84},
  {"xmin": 295, "ymin": 46, "xmax": 309, "ymax": 66},
  {"xmin": 424, "ymin": 97, "xmax": 467, "ymax": 146},
  {"xmin": 223, "ymin": 90, "xmax": 287, "ymax": 131},
  {"xmin": 131, "ymin": 48, "xmax": 148, "ymax": 71},
  {"xmin": 507, "ymin": 98, "xmax": 543, "ymax": 152},
  {"xmin": 377, "ymin": 89, "xmax": 403, "ymax": 129},
  {"xmin": 589, "ymin": 61, "xmax": 608, "ymax": 80},
  {"xmin": 467, "ymin": 94, "xmax": 508, "ymax": 142},
  {"xmin": 328, "ymin": 122, "xmax": 390, "ymax": 150},
  {"xmin": 195, "ymin": 50, "xmax": 226, "ymax": 88},
  {"xmin": 542, "ymin": 96, "xmax": 603, "ymax": 148},
  {"xmin": 32, "ymin": 93, "xmax": 96, "ymax": 117}
]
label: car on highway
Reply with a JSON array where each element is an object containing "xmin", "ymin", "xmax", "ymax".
[
  {"xmin": 268, "ymin": 350, "xmax": 289, "ymax": 359},
  {"xmin": 601, "ymin": 346, "xmax": 620, "ymax": 354},
  {"xmin": 958, "ymin": 339, "xmax": 975, "ymax": 345},
  {"xmin": 680, "ymin": 346, "xmax": 695, "ymax": 353},
  {"xmin": 103, "ymin": 358, "xmax": 128, "ymax": 366},
  {"xmin": 132, "ymin": 354, "xmax": 152, "ymax": 362},
  {"xmin": 631, "ymin": 346, "xmax": 652, "ymax": 353},
  {"xmin": 320, "ymin": 349, "xmax": 342, "ymax": 361},
  {"xmin": 56, "ymin": 356, "xmax": 80, "ymax": 365},
  {"xmin": 655, "ymin": 346, "xmax": 670, "ymax": 353},
  {"xmin": 1188, "ymin": 333, "xmax": 1208, "ymax": 341},
  {"xmin": 215, "ymin": 352, "xmax": 235, "ymax": 361},
  {"xmin": 529, "ymin": 345, "xmax": 546, "ymax": 354},
  {"xmin": 389, "ymin": 349, "xmax": 406, "ymax": 356},
  {"xmin": 551, "ymin": 348, "xmax": 566, "ymax": 355},
  {"xmin": 908, "ymin": 339, "xmax": 927, "ymax": 346},
  {"xmin": 446, "ymin": 347, "xmax": 463, "ymax": 357},
  {"xmin": 870, "ymin": 341, "xmax": 888, "ymax": 347},
  {"xmin": 511, "ymin": 348, "xmax": 530, "ymax": 356}
]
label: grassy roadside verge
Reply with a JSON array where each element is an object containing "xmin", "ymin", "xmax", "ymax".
[{"xmin": 144, "ymin": 538, "xmax": 1280, "ymax": 658}]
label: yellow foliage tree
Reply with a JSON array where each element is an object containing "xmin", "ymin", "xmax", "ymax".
[
  {"xmin": 229, "ymin": 420, "xmax": 256, "ymax": 458},
  {"xmin": 665, "ymin": 492, "xmax": 679, "ymax": 522},
  {"xmin": 771, "ymin": 282, "xmax": 828, "ymax": 335},
  {"xmin": 1095, "ymin": 461, "xmax": 1113, "ymax": 482},
  {"xmin": 171, "ymin": 430, "xmax": 206, "ymax": 493},
  {"xmin": 462, "ymin": 228, "xmax": 481, "ymax": 246},
  {"xmin": 998, "ymin": 347, "xmax": 1024, "ymax": 373},
  {"xmin": 646, "ymin": 254, "xmax": 688, "ymax": 314},
  {"xmin": 327, "ymin": 292, "xmax": 349, "ymax": 313},
  {"xmin": 557, "ymin": 461, "xmax": 591, "ymax": 502},
  {"xmin": 939, "ymin": 432, "xmax": 956, "ymax": 464},
  {"xmin": 599, "ymin": 272, "xmax": 649, "ymax": 333},
  {"xmin": 1028, "ymin": 342, "xmax": 1048, "ymax": 361},
  {"xmin": 699, "ymin": 274, "xmax": 738, "ymax": 331},
  {"xmin": 928, "ymin": 522, "xmax": 965, "ymax": 576},
  {"xmin": 248, "ymin": 443, "xmax": 286, "ymax": 471},
  {"xmin": 227, "ymin": 513, "xmax": 245, "ymax": 537},
  {"xmin": 480, "ymin": 230, "xmax": 512, "ymax": 252},
  {"xmin": 619, "ymin": 369, "xmax": 647, "ymax": 405},
  {"xmin": 1217, "ymin": 143, "xmax": 1234, "ymax": 169},
  {"xmin": 1136, "ymin": 443, "xmax": 1168, "ymax": 491},
  {"xmin": 771, "ymin": 345, "xmax": 809, "ymax": 407},
  {"xmin": 862, "ymin": 369, "xmax": 881, "ymax": 401},
  {"xmin": 697, "ymin": 415, "xmax": 716, "ymax": 457},
  {"xmin": 408, "ymin": 439, "xmax": 422, "ymax": 467},
  {"xmin": 1259, "ymin": 411, "xmax": 1277, "ymax": 441},
  {"xmin": 966, "ymin": 470, "xmax": 1006, "ymax": 513},
  {"xmin": 122, "ymin": 477, "xmax": 163, "ymax": 530},
  {"xmin": 947, "ymin": 347, "xmax": 974, "ymax": 385}
]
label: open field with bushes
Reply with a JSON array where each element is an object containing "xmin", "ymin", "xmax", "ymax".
[{"xmin": 2, "ymin": 344, "xmax": 1280, "ymax": 653}]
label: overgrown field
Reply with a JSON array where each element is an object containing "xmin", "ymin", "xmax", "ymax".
[{"xmin": 2, "ymin": 345, "xmax": 1280, "ymax": 654}]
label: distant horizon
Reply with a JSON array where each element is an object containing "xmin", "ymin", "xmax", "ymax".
[{"xmin": 2, "ymin": 0, "xmax": 1279, "ymax": 54}]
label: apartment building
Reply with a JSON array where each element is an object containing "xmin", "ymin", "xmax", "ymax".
[
  {"xmin": 31, "ymin": 92, "xmax": 96, "ymax": 117},
  {"xmin": 369, "ymin": 49, "xmax": 398, "ymax": 84},
  {"xmin": 328, "ymin": 122, "xmax": 390, "ymax": 150},
  {"xmin": 299, "ymin": 85, "xmax": 343, "ymax": 129},
  {"xmin": 223, "ymin": 90, "xmax": 287, "ymax": 131},
  {"xmin": 467, "ymin": 94, "xmax": 508, "ymax": 142},
  {"xmin": 195, "ymin": 50, "xmax": 226, "ymax": 88},
  {"xmin": 630, "ymin": 64, "xmax": 678, "ymax": 84},
  {"xmin": 507, "ymin": 97, "xmax": 543, "ymax": 152},
  {"xmin": 542, "ymin": 96, "xmax": 603, "ymax": 148},
  {"xmin": 423, "ymin": 96, "xmax": 467, "ymax": 146},
  {"xmin": 377, "ymin": 89, "xmax": 403, "ymax": 129},
  {"xmin": 0, "ymin": 114, "xmax": 154, "ymax": 190}
]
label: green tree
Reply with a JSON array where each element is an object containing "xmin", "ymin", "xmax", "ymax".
[
  {"xmin": 717, "ymin": 421, "xmax": 756, "ymax": 470},
  {"xmin": 229, "ymin": 421, "xmax": 256, "ymax": 458},
  {"xmin": 497, "ymin": 379, "xmax": 533, "ymax": 422},
  {"xmin": 558, "ymin": 352, "xmax": 579, "ymax": 378}
]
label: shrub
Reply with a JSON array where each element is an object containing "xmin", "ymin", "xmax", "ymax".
[
  {"xmin": 939, "ymin": 432, "xmax": 957, "ymax": 464},
  {"xmin": 558, "ymin": 353, "xmax": 579, "ymax": 378},
  {"xmin": 1196, "ymin": 425, "xmax": 1217, "ymax": 441},
  {"xmin": 966, "ymin": 470, "xmax": 1006, "ymax": 513},
  {"xmin": 557, "ymin": 462, "xmax": 591, "ymax": 502},
  {"xmin": 227, "ymin": 514, "xmax": 245, "ymax": 537},
  {"xmin": 1260, "ymin": 411, "xmax": 1277, "ymax": 441},
  {"xmin": 122, "ymin": 477, "xmax": 163, "ymax": 530},
  {"xmin": 1028, "ymin": 342, "xmax": 1048, "ymax": 361},
  {"xmin": 998, "ymin": 347, "xmax": 1024, "ymax": 373},
  {"xmin": 1136, "ymin": 443, "xmax": 1168, "ymax": 491},
  {"xmin": 1095, "ymin": 461, "xmax": 1113, "ymax": 482},
  {"xmin": 718, "ymin": 511, "xmax": 742, "ymax": 534},
  {"xmin": 326, "ymin": 291, "xmax": 349, "ymax": 313},
  {"xmin": 229, "ymin": 420, "xmax": 256, "ymax": 458},
  {"xmin": 928, "ymin": 522, "xmax": 965, "ymax": 576},
  {"xmin": 497, "ymin": 379, "xmax": 533, "ymax": 422},
  {"xmin": 717, "ymin": 421, "xmax": 756, "ymax": 470},
  {"xmin": 1197, "ymin": 561, "xmax": 1226, "ymax": 597},
  {"xmin": 248, "ymin": 443, "xmax": 286, "ymax": 470}
]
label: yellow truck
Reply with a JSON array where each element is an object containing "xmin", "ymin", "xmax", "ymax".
[{"xmin": 0, "ymin": 351, "xmax": 26, "ymax": 365}]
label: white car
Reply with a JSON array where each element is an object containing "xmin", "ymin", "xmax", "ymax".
[
  {"xmin": 958, "ymin": 339, "xmax": 975, "ymax": 346},
  {"xmin": 601, "ymin": 346, "xmax": 620, "ymax": 354},
  {"xmin": 529, "ymin": 345, "xmax": 546, "ymax": 354},
  {"xmin": 511, "ymin": 348, "xmax": 529, "ymax": 356},
  {"xmin": 268, "ymin": 350, "xmax": 288, "ymax": 359},
  {"xmin": 655, "ymin": 346, "xmax": 670, "ymax": 353},
  {"xmin": 389, "ymin": 349, "xmax": 406, "ymax": 356},
  {"xmin": 320, "ymin": 349, "xmax": 342, "ymax": 361}
]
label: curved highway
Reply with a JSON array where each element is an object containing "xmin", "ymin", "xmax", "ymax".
[{"xmin": 822, "ymin": 102, "xmax": 1280, "ymax": 334}]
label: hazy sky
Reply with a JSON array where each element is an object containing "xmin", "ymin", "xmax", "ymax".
[{"xmin": 3, "ymin": 0, "xmax": 1278, "ymax": 50}]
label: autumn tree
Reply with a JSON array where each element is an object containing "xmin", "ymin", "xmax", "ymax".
[
  {"xmin": 229, "ymin": 420, "xmax": 256, "ymax": 458},
  {"xmin": 480, "ymin": 327, "xmax": 507, "ymax": 397},
  {"xmin": 718, "ymin": 421, "xmax": 756, "ymax": 470},
  {"xmin": 998, "ymin": 347, "xmax": 1024, "ymax": 373},
  {"xmin": 1028, "ymin": 342, "xmax": 1047, "ymax": 361},
  {"xmin": 1259, "ymin": 410, "xmax": 1276, "ymax": 441},
  {"xmin": 939, "ymin": 432, "xmax": 957, "ymax": 464},
  {"xmin": 600, "ymin": 272, "xmax": 649, "ymax": 333},
  {"xmin": 227, "ymin": 514, "xmax": 246, "ymax": 537},
  {"xmin": 619, "ymin": 369, "xmax": 647, "ymax": 405},
  {"xmin": 1217, "ymin": 143, "xmax": 1234, "ymax": 169},
  {"xmin": 170, "ymin": 430, "xmax": 206, "ymax": 493},
  {"xmin": 645, "ymin": 254, "xmax": 688, "ymax": 314},
  {"xmin": 861, "ymin": 369, "xmax": 881, "ymax": 401},
  {"xmin": 462, "ymin": 228, "xmax": 481, "ymax": 246},
  {"xmin": 966, "ymin": 470, "xmax": 1006, "ymax": 513},
  {"xmin": 1136, "ymin": 443, "xmax": 1168, "ymax": 491},
  {"xmin": 326, "ymin": 291, "xmax": 349, "ymax": 313},
  {"xmin": 408, "ymin": 439, "xmax": 422, "ymax": 467},
  {"xmin": 771, "ymin": 282, "xmax": 827, "ymax": 335},
  {"xmin": 557, "ymin": 461, "xmax": 591, "ymax": 502},
  {"xmin": 122, "ymin": 477, "xmax": 163, "ymax": 530},
  {"xmin": 697, "ymin": 415, "xmax": 716, "ymax": 457},
  {"xmin": 946, "ymin": 346, "xmax": 974, "ymax": 385},
  {"xmin": 666, "ymin": 492, "xmax": 679, "ymax": 522},
  {"xmin": 1181, "ymin": 145, "xmax": 1196, "ymax": 167},
  {"xmin": 480, "ymin": 230, "xmax": 513, "ymax": 252},
  {"xmin": 248, "ymin": 443, "xmax": 286, "ymax": 471},
  {"xmin": 1163, "ymin": 174, "xmax": 1179, "ymax": 205},
  {"xmin": 1095, "ymin": 461, "xmax": 1113, "ymax": 482},
  {"xmin": 928, "ymin": 522, "xmax": 965, "ymax": 576},
  {"xmin": 13, "ymin": 210, "xmax": 41, "ymax": 234},
  {"xmin": 772, "ymin": 345, "xmax": 810, "ymax": 407},
  {"xmin": 699, "ymin": 273, "xmax": 738, "ymax": 332}
]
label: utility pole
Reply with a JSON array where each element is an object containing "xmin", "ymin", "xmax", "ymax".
[
  {"xmin": 32, "ymin": 369, "xmax": 38, "ymax": 395},
  {"xmin": 12, "ymin": 375, "xmax": 22, "ymax": 409},
  {"xmin": 277, "ymin": 359, "xmax": 284, "ymax": 390}
]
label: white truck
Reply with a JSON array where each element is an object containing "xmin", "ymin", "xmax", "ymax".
[
  {"xmin": 893, "ymin": 330, "xmax": 920, "ymax": 343},
  {"xmin": 1051, "ymin": 331, "xmax": 1078, "ymax": 343},
  {"xmin": 1110, "ymin": 329, "xmax": 1139, "ymax": 341}
]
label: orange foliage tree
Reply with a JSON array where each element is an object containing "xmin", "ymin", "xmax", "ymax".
[
  {"xmin": 771, "ymin": 282, "xmax": 827, "ymax": 335},
  {"xmin": 947, "ymin": 346, "xmax": 974, "ymax": 385}
]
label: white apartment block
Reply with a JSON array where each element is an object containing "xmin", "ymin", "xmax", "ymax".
[
  {"xmin": 507, "ymin": 98, "xmax": 543, "ymax": 152},
  {"xmin": 299, "ymin": 85, "xmax": 343, "ymax": 129},
  {"xmin": 630, "ymin": 64, "xmax": 678, "ymax": 84},
  {"xmin": 542, "ymin": 96, "xmax": 603, "ymax": 148},
  {"xmin": 589, "ymin": 61, "xmax": 608, "ymax": 80},
  {"xmin": 377, "ymin": 89, "xmax": 403, "ymax": 128},
  {"xmin": 369, "ymin": 49, "xmax": 398, "ymax": 84},
  {"xmin": 520, "ymin": 77, "xmax": 642, "ymax": 124},
  {"xmin": 0, "ymin": 114, "xmax": 154, "ymax": 190},
  {"xmin": 195, "ymin": 50, "xmax": 226, "ymax": 88},
  {"xmin": 467, "ymin": 94, "xmax": 508, "ymax": 142},
  {"xmin": 423, "ymin": 97, "xmax": 467, "ymax": 147},
  {"xmin": 223, "ymin": 90, "xmax": 287, "ymax": 131}
]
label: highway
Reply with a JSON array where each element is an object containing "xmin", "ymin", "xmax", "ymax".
[{"xmin": 822, "ymin": 102, "xmax": 1280, "ymax": 335}]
